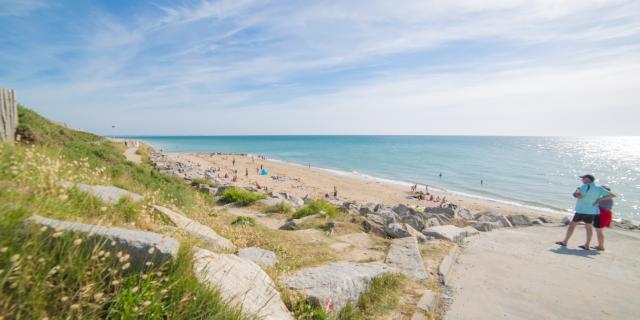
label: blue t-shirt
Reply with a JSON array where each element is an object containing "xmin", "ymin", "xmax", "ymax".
[{"xmin": 575, "ymin": 183, "xmax": 612, "ymax": 214}]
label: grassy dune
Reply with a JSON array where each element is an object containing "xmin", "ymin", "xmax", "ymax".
[{"xmin": 0, "ymin": 106, "xmax": 245, "ymax": 319}]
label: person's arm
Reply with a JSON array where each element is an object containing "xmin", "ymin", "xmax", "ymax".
[{"xmin": 594, "ymin": 194, "xmax": 616, "ymax": 205}]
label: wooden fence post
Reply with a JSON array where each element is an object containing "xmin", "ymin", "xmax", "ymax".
[{"xmin": 0, "ymin": 88, "xmax": 17, "ymax": 143}]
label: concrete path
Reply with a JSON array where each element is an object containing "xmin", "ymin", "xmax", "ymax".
[{"xmin": 445, "ymin": 225, "xmax": 640, "ymax": 320}]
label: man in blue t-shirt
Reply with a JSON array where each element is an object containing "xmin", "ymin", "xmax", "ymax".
[{"xmin": 556, "ymin": 174, "xmax": 615, "ymax": 250}]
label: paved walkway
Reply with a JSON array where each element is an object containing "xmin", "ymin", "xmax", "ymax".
[{"xmin": 445, "ymin": 225, "xmax": 640, "ymax": 320}]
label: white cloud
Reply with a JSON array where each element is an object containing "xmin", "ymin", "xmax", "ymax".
[
  {"xmin": 3, "ymin": 0, "xmax": 640, "ymax": 135},
  {"xmin": 0, "ymin": 0, "xmax": 48, "ymax": 16}
]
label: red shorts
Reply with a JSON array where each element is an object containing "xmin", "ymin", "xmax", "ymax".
[{"xmin": 594, "ymin": 208, "xmax": 612, "ymax": 228}]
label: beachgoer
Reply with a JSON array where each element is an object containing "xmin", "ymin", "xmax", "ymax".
[
  {"xmin": 224, "ymin": 173, "xmax": 229, "ymax": 179},
  {"xmin": 333, "ymin": 186, "xmax": 338, "ymax": 198},
  {"xmin": 439, "ymin": 173, "xmax": 442, "ymax": 178},
  {"xmin": 232, "ymin": 158, "xmax": 236, "ymax": 166},
  {"xmin": 556, "ymin": 175, "xmax": 615, "ymax": 250},
  {"xmin": 245, "ymin": 168, "xmax": 249, "ymax": 177},
  {"xmin": 481, "ymin": 179, "xmax": 483, "ymax": 185},
  {"xmin": 232, "ymin": 175, "xmax": 237, "ymax": 182},
  {"xmin": 593, "ymin": 185, "xmax": 615, "ymax": 251}
]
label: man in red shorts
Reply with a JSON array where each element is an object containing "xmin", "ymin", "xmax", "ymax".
[{"xmin": 593, "ymin": 186, "xmax": 614, "ymax": 251}]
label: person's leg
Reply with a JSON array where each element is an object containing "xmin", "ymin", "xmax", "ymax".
[
  {"xmin": 584, "ymin": 224, "xmax": 593, "ymax": 248},
  {"xmin": 595, "ymin": 228, "xmax": 605, "ymax": 250},
  {"xmin": 561, "ymin": 221, "xmax": 577, "ymax": 245}
]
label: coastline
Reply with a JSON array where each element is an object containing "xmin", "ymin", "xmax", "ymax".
[{"xmin": 159, "ymin": 150, "xmax": 568, "ymax": 220}]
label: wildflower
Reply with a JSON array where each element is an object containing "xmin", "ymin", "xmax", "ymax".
[
  {"xmin": 59, "ymin": 194, "xmax": 68, "ymax": 201},
  {"xmin": 141, "ymin": 274, "xmax": 148, "ymax": 280},
  {"xmin": 52, "ymin": 231, "xmax": 64, "ymax": 238},
  {"xmin": 100, "ymin": 206, "xmax": 107, "ymax": 212},
  {"xmin": 132, "ymin": 307, "xmax": 139, "ymax": 312},
  {"xmin": 93, "ymin": 292, "xmax": 104, "ymax": 300},
  {"xmin": 39, "ymin": 226, "xmax": 48, "ymax": 232},
  {"xmin": 0, "ymin": 247, "xmax": 8, "ymax": 253},
  {"xmin": 142, "ymin": 300, "xmax": 151, "ymax": 307},
  {"xmin": 147, "ymin": 247, "xmax": 155, "ymax": 254},
  {"xmin": 112, "ymin": 280, "xmax": 120, "ymax": 285},
  {"xmin": 145, "ymin": 261, "xmax": 153, "ymax": 267},
  {"xmin": 73, "ymin": 238, "xmax": 83, "ymax": 246},
  {"xmin": 61, "ymin": 296, "xmax": 69, "ymax": 302},
  {"xmin": 10, "ymin": 254, "xmax": 20, "ymax": 262},
  {"xmin": 70, "ymin": 304, "xmax": 80, "ymax": 310},
  {"xmin": 37, "ymin": 258, "xmax": 45, "ymax": 263},
  {"xmin": 121, "ymin": 262, "xmax": 131, "ymax": 270},
  {"xmin": 131, "ymin": 286, "xmax": 139, "ymax": 293}
]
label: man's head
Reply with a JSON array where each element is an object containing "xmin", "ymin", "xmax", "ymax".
[{"xmin": 580, "ymin": 174, "xmax": 595, "ymax": 184}]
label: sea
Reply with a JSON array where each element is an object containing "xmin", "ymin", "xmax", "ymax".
[{"xmin": 126, "ymin": 136, "xmax": 640, "ymax": 221}]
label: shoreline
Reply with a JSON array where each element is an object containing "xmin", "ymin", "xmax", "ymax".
[{"xmin": 156, "ymin": 150, "xmax": 569, "ymax": 220}]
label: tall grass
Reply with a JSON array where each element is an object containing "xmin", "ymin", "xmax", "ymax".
[
  {"xmin": 293, "ymin": 199, "xmax": 339, "ymax": 219},
  {"xmin": 219, "ymin": 187, "xmax": 265, "ymax": 206},
  {"xmin": 263, "ymin": 201, "xmax": 294, "ymax": 215},
  {"xmin": 0, "ymin": 106, "xmax": 246, "ymax": 319}
]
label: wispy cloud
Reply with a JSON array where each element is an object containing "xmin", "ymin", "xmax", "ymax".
[
  {"xmin": 0, "ymin": 0, "xmax": 49, "ymax": 16},
  {"xmin": 1, "ymin": 0, "xmax": 639, "ymax": 135}
]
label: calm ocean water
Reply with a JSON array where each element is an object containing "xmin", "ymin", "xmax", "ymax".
[{"xmin": 128, "ymin": 136, "xmax": 640, "ymax": 221}]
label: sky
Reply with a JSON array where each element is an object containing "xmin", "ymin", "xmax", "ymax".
[{"xmin": 1, "ymin": 0, "xmax": 639, "ymax": 136}]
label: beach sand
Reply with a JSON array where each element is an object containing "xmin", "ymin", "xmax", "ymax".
[{"xmin": 165, "ymin": 152, "xmax": 564, "ymax": 220}]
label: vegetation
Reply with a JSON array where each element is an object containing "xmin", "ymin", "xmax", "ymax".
[
  {"xmin": 219, "ymin": 187, "xmax": 266, "ymax": 206},
  {"xmin": 231, "ymin": 216, "xmax": 257, "ymax": 227},
  {"xmin": 0, "ymin": 106, "xmax": 245, "ymax": 319},
  {"xmin": 293, "ymin": 199, "xmax": 340, "ymax": 219},
  {"xmin": 338, "ymin": 274, "xmax": 405, "ymax": 319},
  {"xmin": 284, "ymin": 274, "xmax": 405, "ymax": 320},
  {"xmin": 263, "ymin": 201, "xmax": 294, "ymax": 215}
]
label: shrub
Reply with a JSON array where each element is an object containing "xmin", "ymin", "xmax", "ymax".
[
  {"xmin": 263, "ymin": 201, "xmax": 294, "ymax": 215},
  {"xmin": 219, "ymin": 187, "xmax": 265, "ymax": 206},
  {"xmin": 293, "ymin": 199, "xmax": 339, "ymax": 219},
  {"xmin": 231, "ymin": 216, "xmax": 257, "ymax": 227}
]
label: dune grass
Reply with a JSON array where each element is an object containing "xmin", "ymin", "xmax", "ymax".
[
  {"xmin": 231, "ymin": 216, "xmax": 257, "ymax": 227},
  {"xmin": 0, "ymin": 106, "xmax": 246, "ymax": 319},
  {"xmin": 219, "ymin": 187, "xmax": 266, "ymax": 206},
  {"xmin": 263, "ymin": 201, "xmax": 294, "ymax": 215},
  {"xmin": 293, "ymin": 199, "xmax": 340, "ymax": 219}
]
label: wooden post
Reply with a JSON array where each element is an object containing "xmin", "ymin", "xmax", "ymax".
[{"xmin": 0, "ymin": 88, "xmax": 17, "ymax": 143}]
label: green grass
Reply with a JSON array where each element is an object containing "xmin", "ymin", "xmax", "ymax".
[
  {"xmin": 293, "ymin": 199, "xmax": 340, "ymax": 219},
  {"xmin": 263, "ymin": 201, "xmax": 294, "ymax": 215},
  {"xmin": 219, "ymin": 187, "xmax": 266, "ymax": 206},
  {"xmin": 284, "ymin": 274, "xmax": 404, "ymax": 320},
  {"xmin": 230, "ymin": 216, "xmax": 257, "ymax": 227},
  {"xmin": 0, "ymin": 106, "xmax": 247, "ymax": 319},
  {"xmin": 337, "ymin": 274, "xmax": 405, "ymax": 319}
]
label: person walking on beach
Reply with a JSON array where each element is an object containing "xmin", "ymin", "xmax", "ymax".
[
  {"xmin": 245, "ymin": 168, "xmax": 249, "ymax": 177},
  {"xmin": 556, "ymin": 175, "xmax": 615, "ymax": 250},
  {"xmin": 593, "ymin": 186, "xmax": 614, "ymax": 251},
  {"xmin": 232, "ymin": 158, "xmax": 236, "ymax": 166},
  {"xmin": 333, "ymin": 186, "xmax": 338, "ymax": 198}
]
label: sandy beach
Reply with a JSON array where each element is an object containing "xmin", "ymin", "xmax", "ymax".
[{"xmin": 163, "ymin": 152, "xmax": 564, "ymax": 220}]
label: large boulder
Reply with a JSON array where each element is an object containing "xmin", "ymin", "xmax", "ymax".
[
  {"xmin": 26, "ymin": 215, "xmax": 178, "ymax": 268},
  {"xmin": 359, "ymin": 203, "xmax": 377, "ymax": 215},
  {"xmin": 392, "ymin": 204, "xmax": 418, "ymax": 216},
  {"xmin": 376, "ymin": 209, "xmax": 400, "ymax": 224},
  {"xmin": 362, "ymin": 214, "xmax": 386, "ymax": 237},
  {"xmin": 193, "ymin": 248, "xmax": 292, "ymax": 320},
  {"xmin": 62, "ymin": 182, "xmax": 143, "ymax": 205},
  {"xmin": 385, "ymin": 222, "xmax": 411, "ymax": 238},
  {"xmin": 508, "ymin": 214, "xmax": 532, "ymax": 226},
  {"xmin": 402, "ymin": 215, "xmax": 426, "ymax": 231},
  {"xmin": 454, "ymin": 208, "xmax": 474, "ymax": 220},
  {"xmin": 422, "ymin": 225, "xmax": 472, "ymax": 242},
  {"xmin": 280, "ymin": 262, "xmax": 397, "ymax": 312},
  {"xmin": 476, "ymin": 212, "xmax": 512, "ymax": 228},
  {"xmin": 152, "ymin": 205, "xmax": 235, "ymax": 252},
  {"xmin": 423, "ymin": 206, "xmax": 455, "ymax": 216},
  {"xmin": 473, "ymin": 221, "xmax": 502, "ymax": 232},
  {"xmin": 257, "ymin": 197, "xmax": 286, "ymax": 207},
  {"xmin": 384, "ymin": 237, "xmax": 428, "ymax": 282},
  {"xmin": 238, "ymin": 247, "xmax": 277, "ymax": 268}
]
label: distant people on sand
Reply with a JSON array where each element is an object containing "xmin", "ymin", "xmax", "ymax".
[
  {"xmin": 556, "ymin": 174, "xmax": 615, "ymax": 251},
  {"xmin": 232, "ymin": 158, "xmax": 236, "ymax": 166},
  {"xmin": 245, "ymin": 168, "xmax": 249, "ymax": 177},
  {"xmin": 333, "ymin": 186, "xmax": 338, "ymax": 198}
]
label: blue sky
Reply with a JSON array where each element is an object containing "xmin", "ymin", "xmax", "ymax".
[{"xmin": 1, "ymin": 0, "xmax": 639, "ymax": 135}]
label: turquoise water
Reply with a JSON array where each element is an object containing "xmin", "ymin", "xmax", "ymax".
[{"xmin": 128, "ymin": 136, "xmax": 640, "ymax": 221}]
